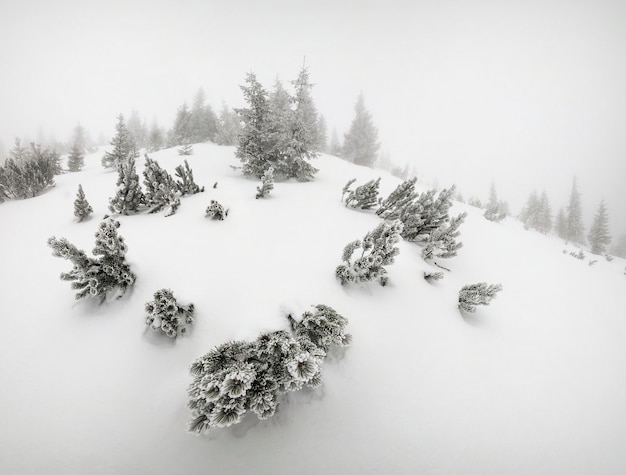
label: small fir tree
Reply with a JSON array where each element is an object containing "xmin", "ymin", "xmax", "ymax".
[
  {"xmin": 205, "ymin": 200, "xmax": 228, "ymax": 220},
  {"xmin": 147, "ymin": 120, "xmax": 165, "ymax": 152},
  {"xmin": 336, "ymin": 220, "xmax": 403, "ymax": 286},
  {"xmin": 458, "ymin": 283, "xmax": 502, "ymax": 313},
  {"xmin": 145, "ymin": 289, "xmax": 195, "ymax": 338},
  {"xmin": 178, "ymin": 141, "xmax": 193, "ymax": 156},
  {"xmin": 588, "ymin": 200, "xmax": 611, "ymax": 255},
  {"xmin": 555, "ymin": 207, "xmax": 568, "ymax": 239},
  {"xmin": 67, "ymin": 124, "xmax": 86, "ymax": 172},
  {"xmin": 48, "ymin": 216, "xmax": 135, "ymax": 302},
  {"xmin": 342, "ymin": 177, "xmax": 382, "ymax": 210},
  {"xmin": 109, "ymin": 155, "xmax": 144, "ymax": 215},
  {"xmin": 102, "ymin": 114, "xmax": 134, "ymax": 169},
  {"xmin": 215, "ymin": 102, "xmax": 241, "ymax": 146},
  {"xmin": 256, "ymin": 166, "xmax": 274, "ymax": 199},
  {"xmin": 74, "ymin": 184, "xmax": 93, "ymax": 222}
]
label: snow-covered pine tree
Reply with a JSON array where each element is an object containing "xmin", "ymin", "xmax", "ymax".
[
  {"xmin": 127, "ymin": 110, "xmax": 147, "ymax": 149},
  {"xmin": 147, "ymin": 120, "xmax": 164, "ymax": 152},
  {"xmin": 67, "ymin": 124, "xmax": 86, "ymax": 172},
  {"xmin": 109, "ymin": 155, "xmax": 144, "ymax": 215},
  {"xmin": 424, "ymin": 271, "xmax": 444, "ymax": 283},
  {"xmin": 175, "ymin": 160, "xmax": 204, "ymax": 195},
  {"xmin": 235, "ymin": 73, "xmax": 274, "ymax": 177},
  {"xmin": 48, "ymin": 216, "xmax": 136, "ymax": 302},
  {"xmin": 178, "ymin": 141, "xmax": 193, "ymax": 156},
  {"xmin": 519, "ymin": 190, "xmax": 540, "ymax": 230},
  {"xmin": 145, "ymin": 289, "xmax": 195, "ymax": 338},
  {"xmin": 169, "ymin": 103, "xmax": 192, "ymax": 147},
  {"xmin": 329, "ymin": 128, "xmax": 342, "ymax": 157},
  {"xmin": 399, "ymin": 186, "xmax": 456, "ymax": 243},
  {"xmin": 291, "ymin": 66, "xmax": 320, "ymax": 153},
  {"xmin": 74, "ymin": 184, "xmax": 93, "ymax": 222},
  {"xmin": 376, "ymin": 177, "xmax": 417, "ymax": 220},
  {"xmin": 536, "ymin": 190, "xmax": 553, "ymax": 234},
  {"xmin": 343, "ymin": 177, "xmax": 382, "ymax": 210},
  {"xmin": 565, "ymin": 177, "xmax": 585, "ymax": 244},
  {"xmin": 588, "ymin": 200, "xmax": 611, "ymax": 255},
  {"xmin": 421, "ymin": 212, "xmax": 467, "ymax": 260},
  {"xmin": 343, "ymin": 93, "xmax": 379, "ymax": 167},
  {"xmin": 142, "ymin": 155, "xmax": 179, "ymax": 216},
  {"xmin": 336, "ymin": 220, "xmax": 403, "ymax": 286},
  {"xmin": 188, "ymin": 305, "xmax": 349, "ymax": 432},
  {"xmin": 205, "ymin": 200, "xmax": 228, "ymax": 220},
  {"xmin": 256, "ymin": 166, "xmax": 274, "ymax": 199},
  {"xmin": 102, "ymin": 114, "xmax": 134, "ymax": 169},
  {"xmin": 9, "ymin": 137, "xmax": 29, "ymax": 164},
  {"xmin": 483, "ymin": 182, "xmax": 506, "ymax": 222},
  {"xmin": 458, "ymin": 283, "xmax": 502, "ymax": 313}
]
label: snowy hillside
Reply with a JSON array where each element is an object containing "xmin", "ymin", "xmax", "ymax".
[{"xmin": 1, "ymin": 144, "xmax": 625, "ymax": 474}]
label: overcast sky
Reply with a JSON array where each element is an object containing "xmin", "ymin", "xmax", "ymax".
[{"xmin": 1, "ymin": 0, "xmax": 625, "ymax": 235}]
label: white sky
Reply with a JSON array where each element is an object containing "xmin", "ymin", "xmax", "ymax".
[{"xmin": 1, "ymin": 0, "xmax": 625, "ymax": 234}]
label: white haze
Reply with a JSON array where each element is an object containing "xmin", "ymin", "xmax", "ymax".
[{"xmin": 1, "ymin": 0, "xmax": 625, "ymax": 235}]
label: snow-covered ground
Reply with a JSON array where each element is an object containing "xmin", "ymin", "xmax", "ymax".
[{"xmin": 1, "ymin": 144, "xmax": 625, "ymax": 474}]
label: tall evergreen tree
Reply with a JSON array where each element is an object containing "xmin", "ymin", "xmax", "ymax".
[
  {"xmin": 291, "ymin": 66, "xmax": 320, "ymax": 152},
  {"xmin": 9, "ymin": 137, "xmax": 29, "ymax": 164},
  {"xmin": 555, "ymin": 207, "xmax": 567, "ymax": 239},
  {"xmin": 536, "ymin": 190, "xmax": 553, "ymax": 234},
  {"xmin": 147, "ymin": 119, "xmax": 164, "ymax": 152},
  {"xmin": 102, "ymin": 114, "xmax": 134, "ymax": 169},
  {"xmin": 588, "ymin": 200, "xmax": 611, "ymax": 255},
  {"xmin": 343, "ymin": 93, "xmax": 379, "ymax": 167},
  {"xmin": 169, "ymin": 103, "xmax": 191, "ymax": 147},
  {"xmin": 127, "ymin": 109, "xmax": 147, "ymax": 148},
  {"xmin": 565, "ymin": 177, "xmax": 585, "ymax": 244},
  {"xmin": 329, "ymin": 128, "xmax": 342, "ymax": 157}
]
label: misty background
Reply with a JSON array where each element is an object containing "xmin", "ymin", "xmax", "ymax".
[{"xmin": 1, "ymin": 0, "xmax": 624, "ymax": 235}]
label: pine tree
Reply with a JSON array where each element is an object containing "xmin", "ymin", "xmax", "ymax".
[
  {"xmin": 67, "ymin": 124, "xmax": 86, "ymax": 172},
  {"xmin": 147, "ymin": 120, "xmax": 164, "ymax": 152},
  {"xmin": 256, "ymin": 166, "xmax": 274, "ymax": 199},
  {"xmin": 342, "ymin": 177, "xmax": 381, "ymax": 210},
  {"xmin": 555, "ymin": 207, "xmax": 567, "ymax": 239},
  {"xmin": 336, "ymin": 220, "xmax": 403, "ymax": 286},
  {"xmin": 170, "ymin": 103, "xmax": 191, "ymax": 147},
  {"xmin": 175, "ymin": 160, "xmax": 204, "ymax": 195},
  {"xmin": 9, "ymin": 137, "xmax": 29, "ymax": 164},
  {"xmin": 316, "ymin": 114, "xmax": 328, "ymax": 153},
  {"xmin": 74, "ymin": 184, "xmax": 93, "ymax": 221},
  {"xmin": 483, "ymin": 181, "xmax": 505, "ymax": 222},
  {"xmin": 291, "ymin": 66, "xmax": 320, "ymax": 152},
  {"xmin": 215, "ymin": 103, "xmax": 241, "ymax": 146},
  {"xmin": 109, "ymin": 155, "xmax": 144, "ymax": 215},
  {"xmin": 127, "ymin": 109, "xmax": 147, "ymax": 149},
  {"xmin": 376, "ymin": 177, "xmax": 417, "ymax": 220},
  {"xmin": 520, "ymin": 190, "xmax": 540, "ymax": 230},
  {"xmin": 458, "ymin": 283, "xmax": 502, "ymax": 313},
  {"xmin": 588, "ymin": 200, "xmax": 611, "ymax": 255},
  {"xmin": 536, "ymin": 190, "xmax": 552, "ymax": 234},
  {"xmin": 343, "ymin": 93, "xmax": 379, "ymax": 167},
  {"xmin": 566, "ymin": 177, "xmax": 585, "ymax": 244},
  {"xmin": 145, "ymin": 289, "xmax": 195, "ymax": 338},
  {"xmin": 178, "ymin": 142, "xmax": 193, "ymax": 156},
  {"xmin": 102, "ymin": 114, "xmax": 134, "ymax": 169},
  {"xmin": 329, "ymin": 128, "xmax": 342, "ymax": 157},
  {"xmin": 142, "ymin": 155, "xmax": 179, "ymax": 215},
  {"xmin": 235, "ymin": 73, "xmax": 274, "ymax": 177},
  {"xmin": 48, "ymin": 216, "xmax": 135, "ymax": 302},
  {"xmin": 421, "ymin": 212, "xmax": 467, "ymax": 260},
  {"xmin": 399, "ymin": 186, "xmax": 456, "ymax": 243}
]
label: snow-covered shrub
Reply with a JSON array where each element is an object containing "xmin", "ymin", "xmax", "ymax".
[
  {"xmin": 256, "ymin": 166, "xmax": 274, "ymax": 199},
  {"xmin": 424, "ymin": 271, "xmax": 444, "ymax": 283},
  {"xmin": 145, "ymin": 289, "xmax": 195, "ymax": 338},
  {"xmin": 74, "ymin": 184, "xmax": 93, "ymax": 222},
  {"xmin": 458, "ymin": 283, "xmax": 502, "ymax": 313},
  {"xmin": 178, "ymin": 142, "xmax": 193, "ymax": 156},
  {"xmin": 108, "ymin": 155, "xmax": 144, "ymax": 215},
  {"xmin": 205, "ymin": 200, "xmax": 228, "ymax": 220},
  {"xmin": 483, "ymin": 208, "xmax": 505, "ymax": 222},
  {"xmin": 0, "ymin": 151, "xmax": 56, "ymax": 201},
  {"xmin": 421, "ymin": 212, "xmax": 467, "ymax": 261},
  {"xmin": 175, "ymin": 160, "xmax": 204, "ymax": 195},
  {"xmin": 376, "ymin": 177, "xmax": 417, "ymax": 220},
  {"xmin": 336, "ymin": 220, "xmax": 403, "ymax": 286},
  {"xmin": 48, "ymin": 216, "xmax": 136, "ymax": 302},
  {"xmin": 569, "ymin": 249, "xmax": 585, "ymax": 260},
  {"xmin": 142, "ymin": 155, "xmax": 180, "ymax": 216},
  {"xmin": 399, "ymin": 186, "xmax": 456, "ymax": 243},
  {"xmin": 342, "ymin": 177, "xmax": 381, "ymax": 210},
  {"xmin": 188, "ymin": 305, "xmax": 350, "ymax": 432}
]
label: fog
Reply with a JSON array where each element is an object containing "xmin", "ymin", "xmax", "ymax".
[{"xmin": 1, "ymin": 0, "xmax": 625, "ymax": 235}]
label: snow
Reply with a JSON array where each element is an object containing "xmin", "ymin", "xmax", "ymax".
[{"xmin": 1, "ymin": 144, "xmax": 625, "ymax": 474}]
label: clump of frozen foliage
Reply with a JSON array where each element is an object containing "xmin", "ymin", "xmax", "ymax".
[
  {"xmin": 458, "ymin": 283, "xmax": 502, "ymax": 313},
  {"xmin": 74, "ymin": 184, "xmax": 93, "ymax": 222},
  {"xmin": 424, "ymin": 271, "xmax": 444, "ymax": 283},
  {"xmin": 142, "ymin": 155, "xmax": 180, "ymax": 216},
  {"xmin": 145, "ymin": 289, "xmax": 195, "ymax": 338},
  {"xmin": 336, "ymin": 220, "xmax": 403, "ymax": 286},
  {"xmin": 421, "ymin": 212, "xmax": 467, "ymax": 260},
  {"xmin": 342, "ymin": 177, "xmax": 382, "ymax": 210},
  {"xmin": 205, "ymin": 200, "xmax": 228, "ymax": 220},
  {"xmin": 256, "ymin": 166, "xmax": 274, "ymax": 199},
  {"xmin": 175, "ymin": 160, "xmax": 204, "ymax": 196},
  {"xmin": 48, "ymin": 216, "xmax": 135, "ymax": 302},
  {"xmin": 188, "ymin": 305, "xmax": 350, "ymax": 432},
  {"xmin": 376, "ymin": 177, "xmax": 417, "ymax": 220}
]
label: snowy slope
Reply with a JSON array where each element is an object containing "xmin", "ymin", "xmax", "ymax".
[{"xmin": 1, "ymin": 144, "xmax": 625, "ymax": 475}]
